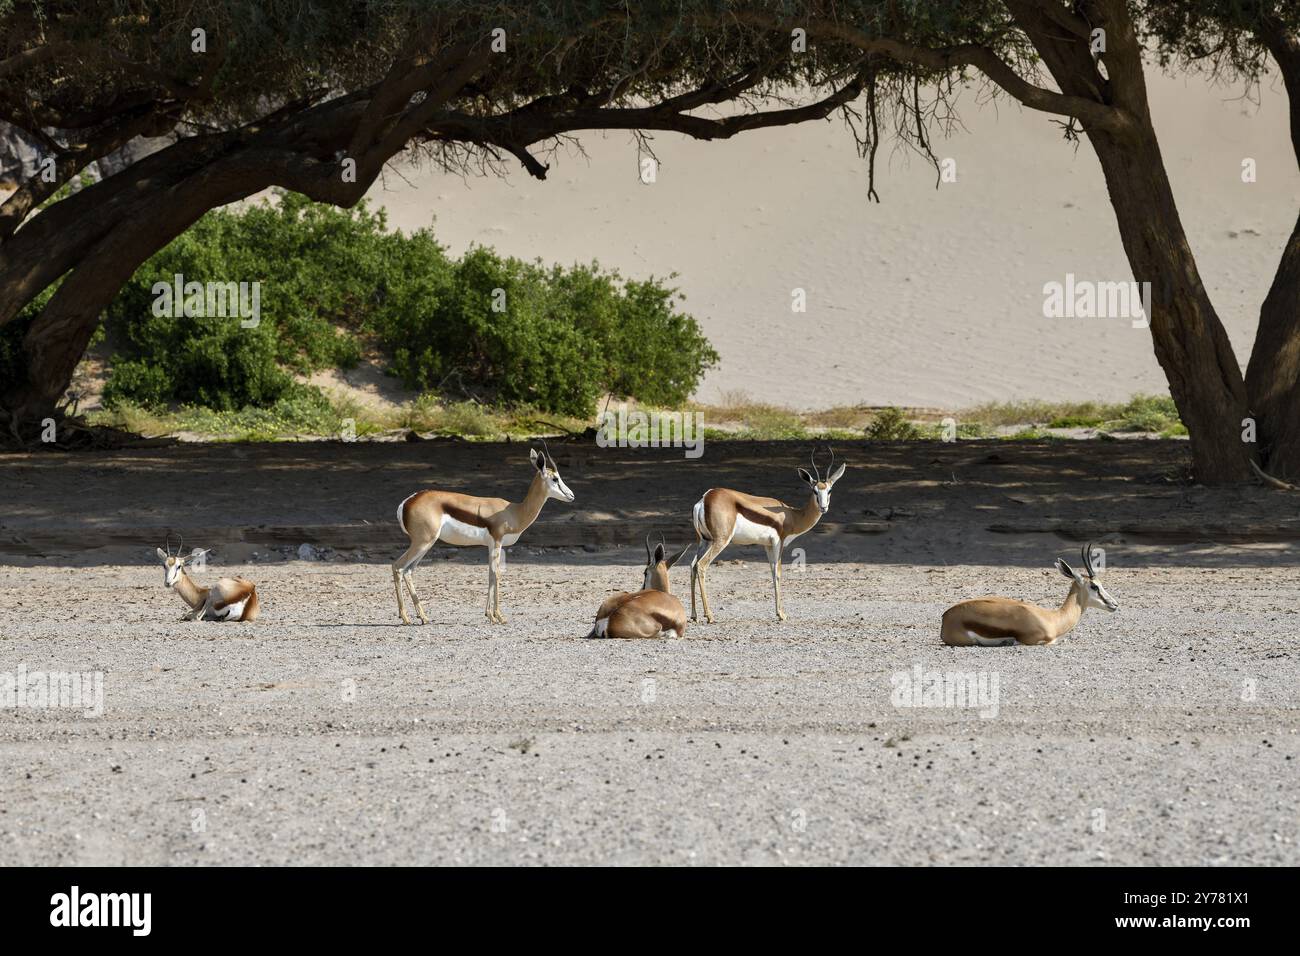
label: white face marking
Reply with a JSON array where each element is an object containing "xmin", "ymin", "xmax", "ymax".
[
  {"xmin": 1085, "ymin": 578, "xmax": 1119, "ymax": 612},
  {"xmin": 161, "ymin": 556, "xmax": 182, "ymax": 588},
  {"xmin": 544, "ymin": 468, "xmax": 575, "ymax": 503}
]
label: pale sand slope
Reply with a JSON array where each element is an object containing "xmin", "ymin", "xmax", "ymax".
[{"xmin": 369, "ymin": 69, "xmax": 1300, "ymax": 410}]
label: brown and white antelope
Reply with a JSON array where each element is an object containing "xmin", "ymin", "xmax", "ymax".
[
  {"xmin": 156, "ymin": 545, "xmax": 260, "ymax": 622},
  {"xmin": 588, "ymin": 534, "xmax": 692, "ymax": 639},
  {"xmin": 940, "ymin": 543, "xmax": 1118, "ymax": 647},
  {"xmin": 391, "ymin": 444, "xmax": 575, "ymax": 625},
  {"xmin": 690, "ymin": 445, "xmax": 847, "ymax": 623}
]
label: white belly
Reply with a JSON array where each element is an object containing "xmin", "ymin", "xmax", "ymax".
[
  {"xmin": 211, "ymin": 597, "xmax": 247, "ymax": 621},
  {"xmin": 730, "ymin": 513, "xmax": 780, "ymax": 549},
  {"xmin": 438, "ymin": 514, "xmax": 493, "ymax": 548},
  {"xmin": 966, "ymin": 629, "xmax": 1017, "ymax": 647}
]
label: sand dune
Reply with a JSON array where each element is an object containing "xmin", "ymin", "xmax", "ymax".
[{"xmin": 369, "ymin": 70, "xmax": 1299, "ymax": 410}]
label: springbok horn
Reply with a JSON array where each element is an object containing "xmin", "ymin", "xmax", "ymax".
[
  {"xmin": 1082, "ymin": 542, "xmax": 1097, "ymax": 578},
  {"xmin": 539, "ymin": 437, "xmax": 556, "ymax": 468},
  {"xmin": 809, "ymin": 447, "xmax": 822, "ymax": 482}
]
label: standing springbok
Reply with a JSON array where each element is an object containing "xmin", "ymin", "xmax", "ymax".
[
  {"xmin": 156, "ymin": 545, "xmax": 260, "ymax": 622},
  {"xmin": 588, "ymin": 534, "xmax": 692, "ymax": 639},
  {"xmin": 391, "ymin": 443, "xmax": 575, "ymax": 625},
  {"xmin": 690, "ymin": 445, "xmax": 847, "ymax": 623},
  {"xmin": 940, "ymin": 543, "xmax": 1118, "ymax": 647}
]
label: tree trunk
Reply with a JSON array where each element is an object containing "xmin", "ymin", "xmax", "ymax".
[
  {"xmin": 1245, "ymin": 19, "xmax": 1300, "ymax": 480},
  {"xmin": 1008, "ymin": 1, "xmax": 1252, "ymax": 483},
  {"xmin": 1246, "ymin": 212, "xmax": 1300, "ymax": 480},
  {"xmin": 2, "ymin": 151, "xmax": 274, "ymax": 428},
  {"xmin": 1088, "ymin": 129, "xmax": 1252, "ymax": 483}
]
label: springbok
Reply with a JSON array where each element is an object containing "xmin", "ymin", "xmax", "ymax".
[
  {"xmin": 690, "ymin": 445, "xmax": 847, "ymax": 623},
  {"xmin": 156, "ymin": 545, "xmax": 260, "ymax": 622},
  {"xmin": 588, "ymin": 534, "xmax": 692, "ymax": 639},
  {"xmin": 391, "ymin": 443, "xmax": 575, "ymax": 625},
  {"xmin": 940, "ymin": 543, "xmax": 1118, "ymax": 647}
]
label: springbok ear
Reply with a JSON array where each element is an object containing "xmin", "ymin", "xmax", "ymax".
[
  {"xmin": 1055, "ymin": 558, "xmax": 1077, "ymax": 580},
  {"xmin": 653, "ymin": 543, "xmax": 666, "ymax": 565},
  {"xmin": 530, "ymin": 447, "xmax": 541, "ymax": 466},
  {"xmin": 155, "ymin": 547, "xmax": 167, "ymax": 561},
  {"xmin": 797, "ymin": 468, "xmax": 815, "ymax": 485},
  {"xmin": 827, "ymin": 463, "xmax": 847, "ymax": 485},
  {"xmin": 667, "ymin": 543, "xmax": 693, "ymax": 569}
]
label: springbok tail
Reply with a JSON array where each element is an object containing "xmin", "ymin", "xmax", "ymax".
[
  {"xmin": 396, "ymin": 492, "xmax": 418, "ymax": 536},
  {"xmin": 241, "ymin": 588, "xmax": 261, "ymax": 623},
  {"xmin": 690, "ymin": 497, "xmax": 710, "ymax": 570}
]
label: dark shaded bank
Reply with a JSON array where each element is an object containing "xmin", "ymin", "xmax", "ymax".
[{"xmin": 2, "ymin": 438, "xmax": 1296, "ymax": 568}]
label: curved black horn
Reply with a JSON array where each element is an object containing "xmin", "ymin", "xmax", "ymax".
[
  {"xmin": 1082, "ymin": 542, "xmax": 1097, "ymax": 577},
  {"xmin": 808, "ymin": 446, "xmax": 822, "ymax": 482},
  {"xmin": 539, "ymin": 436, "xmax": 556, "ymax": 468}
]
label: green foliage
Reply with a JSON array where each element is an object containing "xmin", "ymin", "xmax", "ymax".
[
  {"xmin": 375, "ymin": 246, "xmax": 717, "ymax": 417},
  {"xmin": 865, "ymin": 406, "xmax": 921, "ymax": 440},
  {"xmin": 98, "ymin": 191, "xmax": 716, "ymax": 419},
  {"xmin": 1113, "ymin": 394, "xmax": 1184, "ymax": 434},
  {"xmin": 102, "ymin": 191, "xmax": 393, "ymax": 410}
]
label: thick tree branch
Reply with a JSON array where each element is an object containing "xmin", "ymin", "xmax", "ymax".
[{"xmin": 727, "ymin": 10, "xmax": 1135, "ymax": 137}]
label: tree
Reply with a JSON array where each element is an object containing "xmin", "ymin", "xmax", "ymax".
[
  {"xmin": 1, "ymin": 1, "xmax": 1295, "ymax": 484},
  {"xmin": 0, "ymin": 0, "xmax": 879, "ymax": 437},
  {"xmin": 1140, "ymin": 1, "xmax": 1300, "ymax": 479}
]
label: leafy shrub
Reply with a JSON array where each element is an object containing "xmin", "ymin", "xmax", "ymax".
[
  {"xmin": 865, "ymin": 406, "xmax": 920, "ymax": 440},
  {"xmin": 101, "ymin": 192, "xmax": 413, "ymax": 410},
  {"xmin": 98, "ymin": 191, "xmax": 717, "ymax": 419},
  {"xmin": 376, "ymin": 249, "xmax": 717, "ymax": 418},
  {"xmin": 1114, "ymin": 394, "xmax": 1182, "ymax": 433}
]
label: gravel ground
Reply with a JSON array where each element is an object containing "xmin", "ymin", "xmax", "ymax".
[{"xmin": 1, "ymin": 554, "xmax": 1296, "ymax": 866}]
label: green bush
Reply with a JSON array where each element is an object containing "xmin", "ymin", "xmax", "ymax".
[
  {"xmin": 1114, "ymin": 394, "xmax": 1182, "ymax": 433},
  {"xmin": 97, "ymin": 190, "xmax": 718, "ymax": 419},
  {"xmin": 865, "ymin": 406, "xmax": 921, "ymax": 440},
  {"xmin": 377, "ymin": 249, "xmax": 717, "ymax": 418}
]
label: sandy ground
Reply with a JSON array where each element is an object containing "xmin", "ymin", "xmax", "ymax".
[{"xmin": 1, "ymin": 440, "xmax": 1297, "ymax": 865}]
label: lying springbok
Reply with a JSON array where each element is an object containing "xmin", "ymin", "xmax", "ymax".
[
  {"xmin": 690, "ymin": 445, "xmax": 847, "ymax": 623},
  {"xmin": 940, "ymin": 543, "xmax": 1118, "ymax": 647},
  {"xmin": 588, "ymin": 534, "xmax": 692, "ymax": 639},
  {"xmin": 156, "ymin": 545, "xmax": 260, "ymax": 622},
  {"xmin": 392, "ymin": 443, "xmax": 575, "ymax": 625}
]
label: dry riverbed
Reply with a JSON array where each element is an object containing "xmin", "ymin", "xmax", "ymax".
[{"xmin": 0, "ymin": 440, "xmax": 1297, "ymax": 865}]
